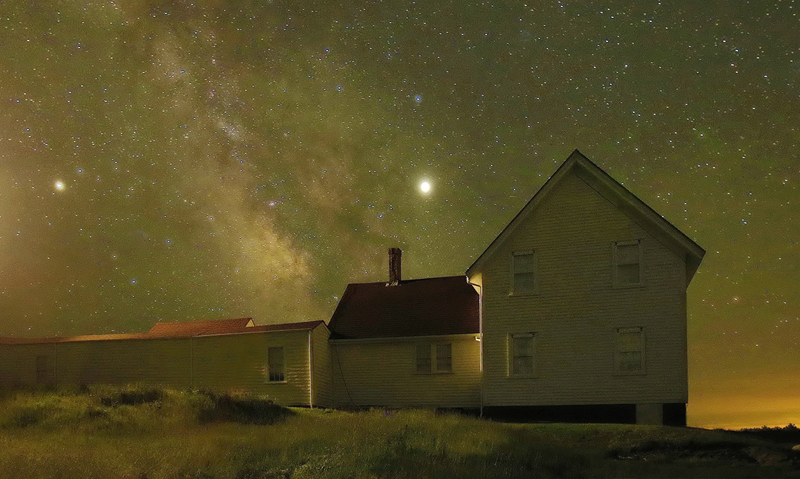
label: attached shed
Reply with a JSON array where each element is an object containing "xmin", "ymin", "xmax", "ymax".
[{"xmin": 0, "ymin": 318, "xmax": 332, "ymax": 407}]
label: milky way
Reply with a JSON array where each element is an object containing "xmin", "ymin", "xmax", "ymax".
[{"xmin": 1, "ymin": 1, "xmax": 797, "ymax": 428}]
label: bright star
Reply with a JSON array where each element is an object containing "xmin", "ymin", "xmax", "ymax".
[{"xmin": 420, "ymin": 181, "xmax": 431, "ymax": 193}]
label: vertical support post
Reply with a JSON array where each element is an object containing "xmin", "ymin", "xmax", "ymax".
[
  {"xmin": 469, "ymin": 281, "xmax": 484, "ymax": 417},
  {"xmin": 308, "ymin": 329, "xmax": 314, "ymax": 409},
  {"xmin": 54, "ymin": 343, "xmax": 58, "ymax": 386},
  {"xmin": 190, "ymin": 336, "xmax": 194, "ymax": 389}
]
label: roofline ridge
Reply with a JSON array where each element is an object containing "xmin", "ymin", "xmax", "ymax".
[{"xmin": 345, "ymin": 274, "xmax": 468, "ymax": 288}]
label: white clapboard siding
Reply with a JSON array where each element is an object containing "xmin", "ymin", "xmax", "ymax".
[
  {"xmin": 55, "ymin": 338, "xmax": 193, "ymax": 387},
  {"xmin": 331, "ymin": 335, "xmax": 480, "ymax": 408},
  {"xmin": 311, "ymin": 323, "xmax": 333, "ymax": 408},
  {"xmin": 477, "ymin": 172, "xmax": 688, "ymax": 406},
  {"xmin": 0, "ymin": 343, "xmax": 57, "ymax": 384},
  {"xmin": 191, "ymin": 330, "xmax": 310, "ymax": 405},
  {"xmin": 0, "ymin": 326, "xmax": 325, "ymax": 407}
]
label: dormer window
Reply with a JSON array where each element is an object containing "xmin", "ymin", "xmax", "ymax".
[
  {"xmin": 511, "ymin": 250, "xmax": 536, "ymax": 295},
  {"xmin": 613, "ymin": 240, "xmax": 643, "ymax": 287}
]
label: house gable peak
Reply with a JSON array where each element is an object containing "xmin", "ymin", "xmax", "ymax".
[{"xmin": 466, "ymin": 150, "xmax": 705, "ymax": 281}]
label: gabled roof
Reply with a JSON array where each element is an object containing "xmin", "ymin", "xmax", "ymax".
[
  {"xmin": 328, "ymin": 276, "xmax": 479, "ymax": 340},
  {"xmin": 466, "ymin": 150, "xmax": 706, "ymax": 281},
  {"xmin": 0, "ymin": 318, "xmax": 326, "ymax": 345}
]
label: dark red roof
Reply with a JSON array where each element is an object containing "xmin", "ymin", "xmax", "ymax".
[{"xmin": 328, "ymin": 276, "xmax": 479, "ymax": 339}]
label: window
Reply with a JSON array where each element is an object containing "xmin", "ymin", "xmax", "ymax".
[
  {"xmin": 509, "ymin": 333, "xmax": 535, "ymax": 376},
  {"xmin": 616, "ymin": 327, "xmax": 644, "ymax": 374},
  {"xmin": 436, "ymin": 343, "xmax": 452, "ymax": 373},
  {"xmin": 415, "ymin": 343, "xmax": 452, "ymax": 373},
  {"xmin": 511, "ymin": 251, "xmax": 536, "ymax": 295},
  {"xmin": 613, "ymin": 240, "xmax": 642, "ymax": 287},
  {"xmin": 267, "ymin": 347, "xmax": 285, "ymax": 382},
  {"xmin": 36, "ymin": 355, "xmax": 49, "ymax": 384},
  {"xmin": 415, "ymin": 344, "xmax": 431, "ymax": 373}
]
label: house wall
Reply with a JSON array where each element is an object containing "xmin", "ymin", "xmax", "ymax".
[
  {"xmin": 0, "ymin": 340, "xmax": 192, "ymax": 387},
  {"xmin": 0, "ymin": 343, "xmax": 58, "ymax": 385},
  {"xmin": 192, "ymin": 330, "xmax": 311, "ymax": 405},
  {"xmin": 56, "ymin": 338, "xmax": 193, "ymax": 387},
  {"xmin": 330, "ymin": 335, "xmax": 481, "ymax": 408},
  {"xmin": 473, "ymin": 172, "xmax": 688, "ymax": 409},
  {"xmin": 0, "ymin": 328, "xmax": 322, "ymax": 407},
  {"xmin": 311, "ymin": 324, "xmax": 333, "ymax": 408}
]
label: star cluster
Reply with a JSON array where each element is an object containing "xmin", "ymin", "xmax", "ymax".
[{"xmin": 0, "ymin": 1, "xmax": 797, "ymax": 428}]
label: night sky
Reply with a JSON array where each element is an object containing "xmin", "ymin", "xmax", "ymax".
[{"xmin": 1, "ymin": 1, "xmax": 797, "ymax": 429}]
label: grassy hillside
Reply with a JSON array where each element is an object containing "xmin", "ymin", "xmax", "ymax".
[{"xmin": 0, "ymin": 386, "xmax": 797, "ymax": 478}]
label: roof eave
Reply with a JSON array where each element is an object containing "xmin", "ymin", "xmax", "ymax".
[
  {"xmin": 571, "ymin": 156, "xmax": 706, "ymax": 276},
  {"xmin": 330, "ymin": 332, "xmax": 480, "ymax": 344}
]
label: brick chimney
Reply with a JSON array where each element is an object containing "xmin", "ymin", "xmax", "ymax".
[{"xmin": 388, "ymin": 247, "xmax": 402, "ymax": 286}]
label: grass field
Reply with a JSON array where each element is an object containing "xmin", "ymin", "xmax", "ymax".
[{"xmin": 0, "ymin": 386, "xmax": 797, "ymax": 478}]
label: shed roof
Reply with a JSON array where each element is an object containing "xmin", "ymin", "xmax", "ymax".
[
  {"xmin": 0, "ymin": 318, "xmax": 326, "ymax": 345},
  {"xmin": 328, "ymin": 276, "xmax": 479, "ymax": 340}
]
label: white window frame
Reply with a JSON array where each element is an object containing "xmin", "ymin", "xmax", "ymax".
[
  {"xmin": 510, "ymin": 250, "xmax": 537, "ymax": 296},
  {"xmin": 415, "ymin": 343, "xmax": 453, "ymax": 374},
  {"xmin": 612, "ymin": 240, "xmax": 643, "ymax": 288},
  {"xmin": 436, "ymin": 343, "xmax": 452, "ymax": 373},
  {"xmin": 615, "ymin": 327, "xmax": 645, "ymax": 375},
  {"xmin": 415, "ymin": 343, "xmax": 432, "ymax": 373},
  {"xmin": 508, "ymin": 332, "xmax": 536, "ymax": 377},
  {"xmin": 267, "ymin": 347, "xmax": 286, "ymax": 383}
]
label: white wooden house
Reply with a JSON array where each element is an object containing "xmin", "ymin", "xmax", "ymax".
[
  {"xmin": 0, "ymin": 151, "xmax": 704, "ymax": 425},
  {"xmin": 465, "ymin": 150, "xmax": 705, "ymax": 425},
  {"xmin": 326, "ymin": 150, "xmax": 704, "ymax": 425}
]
